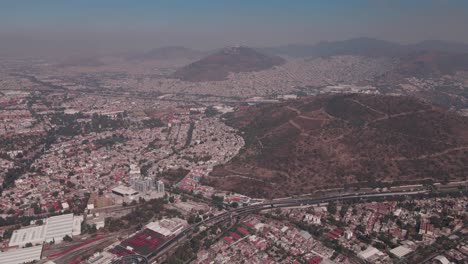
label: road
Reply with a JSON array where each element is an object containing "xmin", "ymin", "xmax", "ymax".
[
  {"xmin": 46, "ymin": 229, "xmax": 135, "ymax": 264},
  {"xmin": 146, "ymin": 190, "xmax": 428, "ymax": 263},
  {"xmin": 50, "ymin": 236, "xmax": 115, "ymax": 264}
]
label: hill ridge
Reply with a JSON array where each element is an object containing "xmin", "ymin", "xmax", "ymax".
[
  {"xmin": 206, "ymin": 94, "xmax": 468, "ymax": 198},
  {"xmin": 172, "ymin": 46, "xmax": 285, "ymax": 82}
]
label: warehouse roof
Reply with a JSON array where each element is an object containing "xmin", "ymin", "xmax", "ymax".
[
  {"xmin": 146, "ymin": 218, "xmax": 184, "ymax": 237},
  {"xmin": 0, "ymin": 245, "xmax": 43, "ymax": 264},
  {"xmin": 9, "ymin": 225, "xmax": 47, "ymax": 246},
  {"xmin": 9, "ymin": 213, "xmax": 82, "ymax": 246},
  {"xmin": 112, "ymin": 185, "xmax": 138, "ymax": 196},
  {"xmin": 45, "ymin": 214, "xmax": 74, "ymax": 241},
  {"xmin": 358, "ymin": 246, "xmax": 384, "ymax": 260},
  {"xmin": 390, "ymin": 245, "xmax": 413, "ymax": 258}
]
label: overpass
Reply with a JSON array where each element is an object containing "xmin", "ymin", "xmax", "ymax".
[{"xmin": 146, "ymin": 190, "xmax": 428, "ymax": 262}]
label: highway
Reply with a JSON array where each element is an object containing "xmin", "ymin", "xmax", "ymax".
[{"xmin": 146, "ymin": 190, "xmax": 428, "ymax": 263}]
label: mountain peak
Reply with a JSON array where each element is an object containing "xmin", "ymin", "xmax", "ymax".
[
  {"xmin": 126, "ymin": 46, "xmax": 202, "ymax": 61},
  {"xmin": 172, "ymin": 46, "xmax": 285, "ymax": 82}
]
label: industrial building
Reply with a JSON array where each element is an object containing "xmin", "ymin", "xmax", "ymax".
[
  {"xmin": 145, "ymin": 218, "xmax": 185, "ymax": 238},
  {"xmin": 110, "ymin": 228, "xmax": 167, "ymax": 258},
  {"xmin": 112, "ymin": 185, "xmax": 139, "ymax": 197},
  {"xmin": 8, "ymin": 213, "xmax": 83, "ymax": 247},
  {"xmin": 8, "ymin": 224, "xmax": 46, "ymax": 247},
  {"xmin": 389, "ymin": 245, "xmax": 413, "ymax": 259},
  {"xmin": 0, "ymin": 245, "xmax": 43, "ymax": 264},
  {"xmin": 358, "ymin": 246, "xmax": 386, "ymax": 262}
]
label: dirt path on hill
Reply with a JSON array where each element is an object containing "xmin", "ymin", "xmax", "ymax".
[
  {"xmin": 390, "ymin": 146, "xmax": 468, "ymax": 161},
  {"xmin": 210, "ymin": 174, "xmax": 268, "ymax": 183},
  {"xmin": 349, "ymin": 99, "xmax": 386, "ymax": 116},
  {"xmin": 369, "ymin": 109, "xmax": 430, "ymax": 124},
  {"xmin": 349, "ymin": 146, "xmax": 468, "ymax": 161},
  {"xmin": 286, "ymin": 106, "xmax": 301, "ymax": 115}
]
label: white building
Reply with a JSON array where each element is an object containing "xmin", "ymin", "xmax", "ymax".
[
  {"xmin": 45, "ymin": 214, "xmax": 82, "ymax": 243},
  {"xmin": 8, "ymin": 225, "xmax": 46, "ymax": 247},
  {"xmin": 130, "ymin": 177, "xmax": 152, "ymax": 193},
  {"xmin": 129, "ymin": 176, "xmax": 164, "ymax": 194},
  {"xmin": 87, "ymin": 213, "xmax": 106, "ymax": 230},
  {"xmin": 129, "ymin": 164, "xmax": 141, "ymax": 177},
  {"xmin": 7, "ymin": 150, "xmax": 23, "ymax": 159},
  {"xmin": 390, "ymin": 245, "xmax": 413, "ymax": 259},
  {"xmin": 9, "ymin": 213, "xmax": 83, "ymax": 247},
  {"xmin": 146, "ymin": 218, "xmax": 185, "ymax": 238},
  {"xmin": 358, "ymin": 246, "xmax": 386, "ymax": 262},
  {"xmin": 0, "ymin": 245, "xmax": 43, "ymax": 264},
  {"xmin": 156, "ymin": 180, "xmax": 165, "ymax": 193},
  {"xmin": 61, "ymin": 202, "xmax": 70, "ymax": 210},
  {"xmin": 434, "ymin": 255, "xmax": 451, "ymax": 264},
  {"xmin": 344, "ymin": 230, "xmax": 353, "ymax": 240},
  {"xmin": 304, "ymin": 214, "xmax": 321, "ymax": 225},
  {"xmin": 112, "ymin": 185, "xmax": 139, "ymax": 197}
]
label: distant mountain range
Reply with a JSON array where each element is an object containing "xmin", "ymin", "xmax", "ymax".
[
  {"xmin": 206, "ymin": 94, "xmax": 468, "ymax": 198},
  {"xmin": 166, "ymin": 38, "xmax": 468, "ymax": 83},
  {"xmin": 258, "ymin": 38, "xmax": 468, "ymax": 112},
  {"xmin": 58, "ymin": 55, "xmax": 105, "ymax": 67},
  {"xmin": 260, "ymin": 37, "xmax": 468, "ymax": 58},
  {"xmin": 172, "ymin": 46, "xmax": 285, "ymax": 82},
  {"xmin": 120, "ymin": 37, "xmax": 468, "ymax": 65},
  {"xmin": 391, "ymin": 50, "xmax": 468, "ymax": 77},
  {"xmin": 125, "ymin": 46, "xmax": 204, "ymax": 61}
]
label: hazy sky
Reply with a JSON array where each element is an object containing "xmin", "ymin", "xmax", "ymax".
[{"xmin": 1, "ymin": 0, "xmax": 467, "ymax": 57}]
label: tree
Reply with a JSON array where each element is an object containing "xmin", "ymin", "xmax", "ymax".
[
  {"xmin": 205, "ymin": 106, "xmax": 220, "ymax": 117},
  {"xmin": 3, "ymin": 228, "xmax": 14, "ymax": 239},
  {"xmin": 327, "ymin": 202, "xmax": 337, "ymax": 215},
  {"xmin": 339, "ymin": 205, "xmax": 349, "ymax": 218},
  {"xmin": 195, "ymin": 215, "xmax": 202, "ymax": 223},
  {"xmin": 25, "ymin": 242, "xmax": 33, "ymax": 248},
  {"xmin": 211, "ymin": 195, "xmax": 224, "ymax": 203},
  {"xmin": 169, "ymin": 196, "xmax": 175, "ymax": 203},
  {"xmin": 36, "ymin": 219, "xmax": 44, "ymax": 225},
  {"xmin": 231, "ymin": 202, "xmax": 239, "ymax": 208},
  {"xmin": 89, "ymin": 224, "xmax": 97, "ymax": 234},
  {"xmin": 187, "ymin": 215, "xmax": 196, "ymax": 224},
  {"xmin": 48, "ymin": 206, "xmax": 55, "ymax": 213},
  {"xmin": 150, "ymin": 198, "xmax": 164, "ymax": 212},
  {"xmin": 63, "ymin": 235, "xmax": 73, "ymax": 242},
  {"xmin": 356, "ymin": 224, "xmax": 365, "ymax": 233}
]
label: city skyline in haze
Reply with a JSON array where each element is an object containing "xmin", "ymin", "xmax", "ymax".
[{"xmin": 1, "ymin": 0, "xmax": 468, "ymax": 57}]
